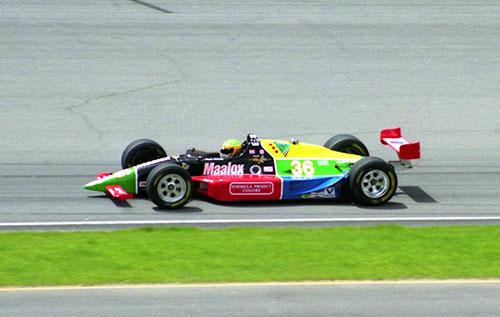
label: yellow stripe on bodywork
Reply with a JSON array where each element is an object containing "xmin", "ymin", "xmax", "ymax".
[{"xmin": 261, "ymin": 139, "xmax": 361, "ymax": 160}]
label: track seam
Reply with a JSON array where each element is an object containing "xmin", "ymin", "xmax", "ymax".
[{"xmin": 130, "ymin": 0, "xmax": 174, "ymax": 13}]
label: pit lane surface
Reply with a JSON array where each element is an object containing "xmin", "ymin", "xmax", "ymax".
[{"xmin": 1, "ymin": 1, "xmax": 499, "ymax": 230}]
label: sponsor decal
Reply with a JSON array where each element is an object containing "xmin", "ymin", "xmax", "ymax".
[
  {"xmin": 259, "ymin": 149, "xmax": 265, "ymax": 155},
  {"xmin": 250, "ymin": 156, "xmax": 271, "ymax": 164},
  {"xmin": 203, "ymin": 162, "xmax": 244, "ymax": 175},
  {"xmin": 390, "ymin": 140, "xmax": 406, "ymax": 145},
  {"xmin": 250, "ymin": 165, "xmax": 262, "ymax": 175},
  {"xmin": 249, "ymin": 149, "xmax": 256, "ymax": 155},
  {"xmin": 230, "ymin": 182, "xmax": 274, "ymax": 195},
  {"xmin": 263, "ymin": 166, "xmax": 274, "ymax": 173},
  {"xmin": 273, "ymin": 142, "xmax": 291, "ymax": 156},
  {"xmin": 135, "ymin": 157, "xmax": 171, "ymax": 169},
  {"xmin": 303, "ymin": 187, "xmax": 336, "ymax": 199},
  {"xmin": 336, "ymin": 159, "xmax": 359, "ymax": 165},
  {"xmin": 107, "ymin": 185, "xmax": 128, "ymax": 197},
  {"xmin": 324, "ymin": 187, "xmax": 336, "ymax": 197},
  {"xmin": 317, "ymin": 160, "xmax": 329, "ymax": 166},
  {"xmin": 310, "ymin": 191, "xmax": 323, "ymax": 198}
]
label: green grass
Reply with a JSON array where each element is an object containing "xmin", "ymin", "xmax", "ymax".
[{"xmin": 1, "ymin": 226, "xmax": 500, "ymax": 286}]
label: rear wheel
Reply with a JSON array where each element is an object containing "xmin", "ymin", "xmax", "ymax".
[
  {"xmin": 146, "ymin": 163, "xmax": 193, "ymax": 209},
  {"xmin": 348, "ymin": 157, "xmax": 397, "ymax": 205},
  {"xmin": 121, "ymin": 139, "xmax": 167, "ymax": 169},
  {"xmin": 324, "ymin": 134, "xmax": 369, "ymax": 156}
]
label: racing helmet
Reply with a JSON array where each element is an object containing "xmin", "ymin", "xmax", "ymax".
[{"xmin": 220, "ymin": 139, "xmax": 242, "ymax": 157}]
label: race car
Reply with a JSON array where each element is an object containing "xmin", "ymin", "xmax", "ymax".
[{"xmin": 84, "ymin": 128, "xmax": 420, "ymax": 209}]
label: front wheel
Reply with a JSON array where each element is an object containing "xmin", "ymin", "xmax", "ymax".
[
  {"xmin": 348, "ymin": 157, "xmax": 397, "ymax": 205},
  {"xmin": 121, "ymin": 139, "xmax": 167, "ymax": 169},
  {"xmin": 146, "ymin": 163, "xmax": 193, "ymax": 209}
]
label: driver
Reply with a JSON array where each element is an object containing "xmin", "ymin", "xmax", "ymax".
[{"xmin": 220, "ymin": 139, "xmax": 243, "ymax": 158}]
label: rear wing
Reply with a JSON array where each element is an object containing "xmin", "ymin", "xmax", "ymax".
[{"xmin": 380, "ymin": 127, "xmax": 420, "ymax": 169}]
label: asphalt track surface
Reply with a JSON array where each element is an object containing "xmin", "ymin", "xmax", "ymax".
[
  {"xmin": 1, "ymin": 0, "xmax": 499, "ymax": 231},
  {"xmin": 2, "ymin": 280, "xmax": 500, "ymax": 317},
  {"xmin": 1, "ymin": 1, "xmax": 500, "ymax": 315}
]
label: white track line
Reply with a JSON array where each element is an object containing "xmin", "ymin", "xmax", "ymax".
[
  {"xmin": 2, "ymin": 279, "xmax": 500, "ymax": 292},
  {"xmin": 1, "ymin": 216, "xmax": 500, "ymax": 227}
]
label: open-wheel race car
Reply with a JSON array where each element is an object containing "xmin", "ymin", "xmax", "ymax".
[{"xmin": 84, "ymin": 128, "xmax": 420, "ymax": 209}]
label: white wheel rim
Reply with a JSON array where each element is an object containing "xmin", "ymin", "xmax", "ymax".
[
  {"xmin": 361, "ymin": 170, "xmax": 390, "ymax": 199},
  {"xmin": 156, "ymin": 174, "xmax": 187, "ymax": 203}
]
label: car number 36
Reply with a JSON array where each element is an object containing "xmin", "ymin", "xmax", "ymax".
[{"xmin": 291, "ymin": 160, "xmax": 315, "ymax": 176}]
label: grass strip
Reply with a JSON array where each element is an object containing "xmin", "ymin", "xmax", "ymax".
[{"xmin": 1, "ymin": 225, "xmax": 500, "ymax": 286}]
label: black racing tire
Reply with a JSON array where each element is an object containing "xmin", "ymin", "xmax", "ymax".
[
  {"xmin": 348, "ymin": 157, "xmax": 397, "ymax": 206},
  {"xmin": 121, "ymin": 139, "xmax": 167, "ymax": 169},
  {"xmin": 146, "ymin": 163, "xmax": 193, "ymax": 209},
  {"xmin": 323, "ymin": 134, "xmax": 369, "ymax": 156}
]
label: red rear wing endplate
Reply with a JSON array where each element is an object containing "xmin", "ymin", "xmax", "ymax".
[{"xmin": 380, "ymin": 127, "xmax": 420, "ymax": 160}]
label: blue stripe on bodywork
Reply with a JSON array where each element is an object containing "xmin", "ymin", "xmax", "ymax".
[{"xmin": 280, "ymin": 175, "xmax": 347, "ymax": 200}]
